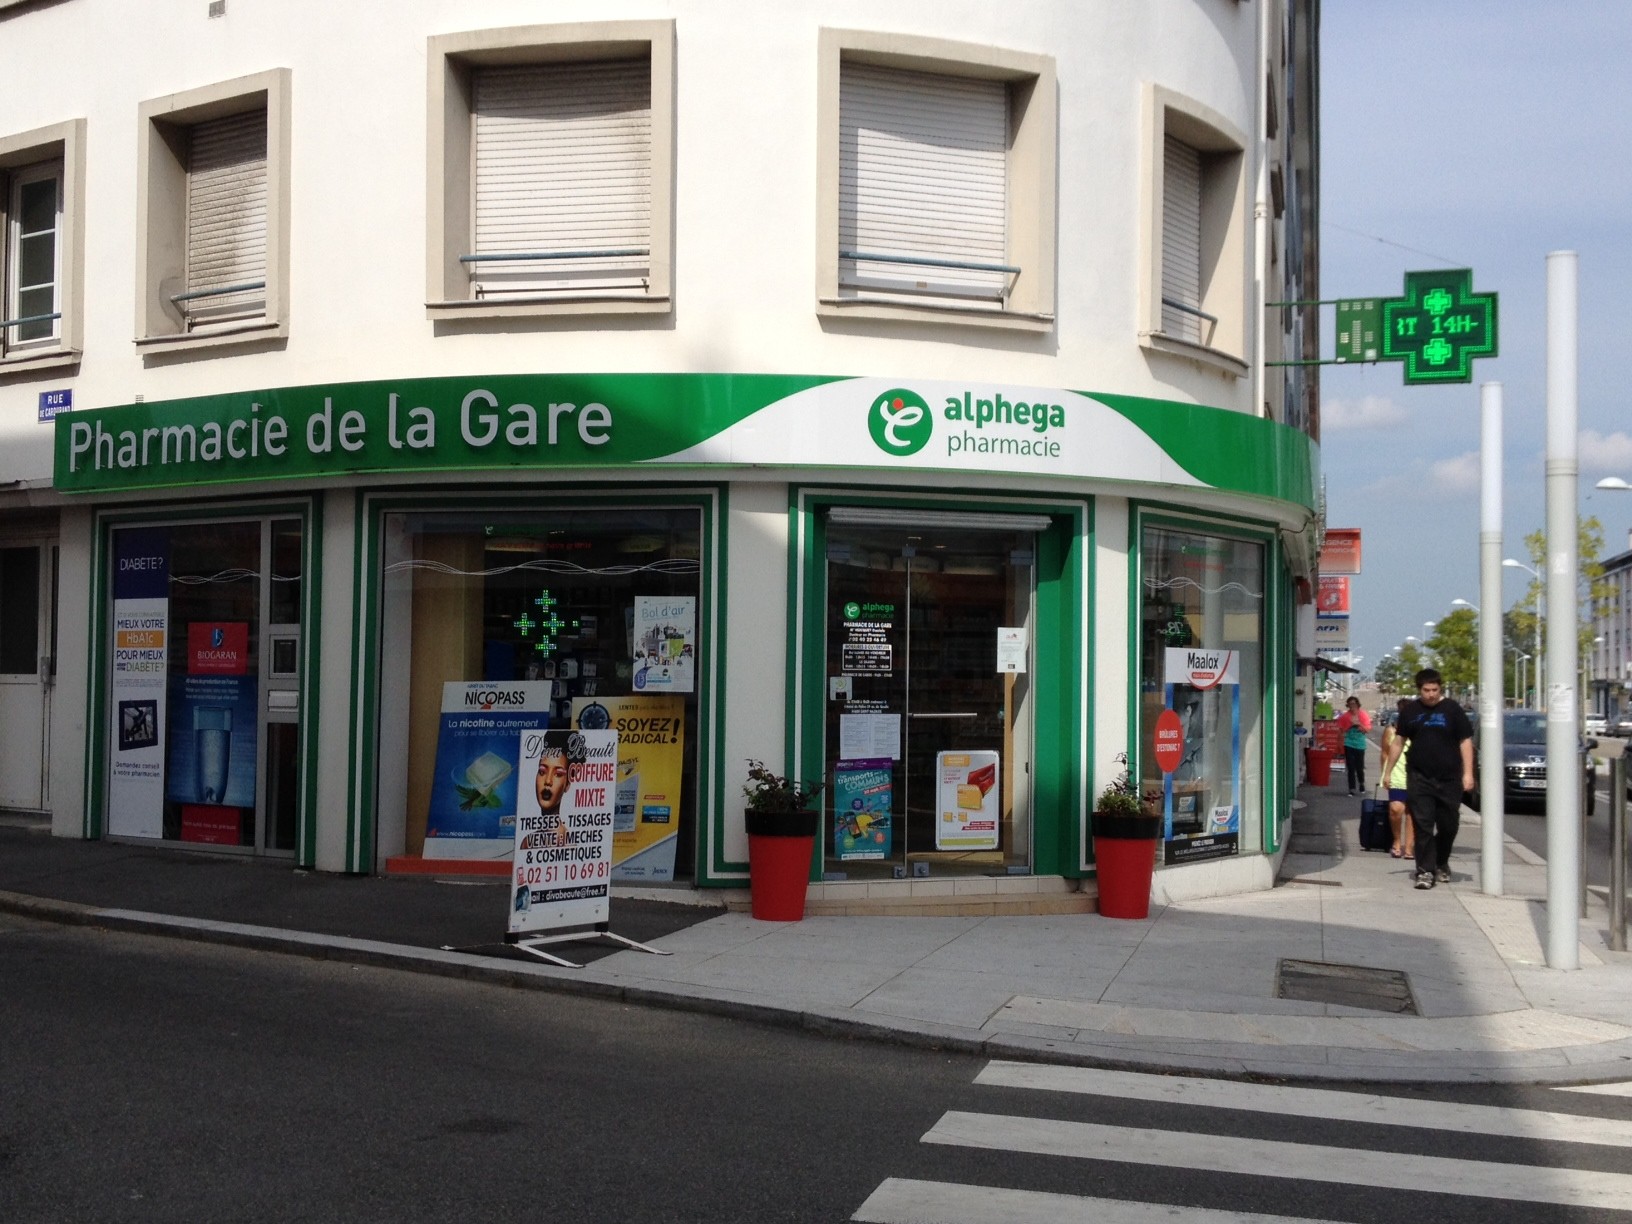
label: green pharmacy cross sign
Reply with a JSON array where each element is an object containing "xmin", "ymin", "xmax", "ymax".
[{"xmin": 1380, "ymin": 269, "xmax": 1497, "ymax": 384}]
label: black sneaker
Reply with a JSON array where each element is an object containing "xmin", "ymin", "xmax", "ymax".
[
  {"xmin": 1414, "ymin": 871, "xmax": 1435, "ymax": 890},
  {"xmin": 1435, "ymin": 868, "xmax": 1451, "ymax": 884}
]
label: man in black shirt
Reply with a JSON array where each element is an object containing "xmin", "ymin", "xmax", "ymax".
[{"xmin": 1377, "ymin": 668, "xmax": 1475, "ymax": 889}]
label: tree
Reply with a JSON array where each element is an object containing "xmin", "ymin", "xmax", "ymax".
[
  {"xmin": 1424, "ymin": 607, "xmax": 1478, "ymax": 697},
  {"xmin": 1380, "ymin": 641, "xmax": 1426, "ymax": 695},
  {"xmin": 1373, "ymin": 654, "xmax": 1406, "ymax": 695},
  {"xmin": 1507, "ymin": 518, "xmax": 1612, "ymax": 705}
]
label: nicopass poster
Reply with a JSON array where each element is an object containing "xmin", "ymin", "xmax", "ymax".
[{"xmin": 424, "ymin": 681, "xmax": 553, "ymax": 858}]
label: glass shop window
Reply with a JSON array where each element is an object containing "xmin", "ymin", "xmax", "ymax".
[{"xmin": 1139, "ymin": 526, "xmax": 1264, "ymax": 865}]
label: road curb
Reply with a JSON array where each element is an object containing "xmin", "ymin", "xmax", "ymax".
[{"xmin": 5, "ymin": 888, "xmax": 1631, "ymax": 1087}]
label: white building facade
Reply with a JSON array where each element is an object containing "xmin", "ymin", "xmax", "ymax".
[{"xmin": 0, "ymin": 0, "xmax": 1321, "ymax": 909}]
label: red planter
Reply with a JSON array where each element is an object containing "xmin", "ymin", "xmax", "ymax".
[
  {"xmin": 746, "ymin": 808, "xmax": 819, "ymax": 921},
  {"xmin": 1091, "ymin": 811, "xmax": 1161, "ymax": 919},
  {"xmin": 1305, "ymin": 747, "xmax": 1334, "ymax": 787}
]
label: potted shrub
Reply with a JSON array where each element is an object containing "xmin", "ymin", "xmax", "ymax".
[
  {"xmin": 1091, "ymin": 754, "xmax": 1162, "ymax": 919},
  {"xmin": 743, "ymin": 759, "xmax": 825, "ymax": 921}
]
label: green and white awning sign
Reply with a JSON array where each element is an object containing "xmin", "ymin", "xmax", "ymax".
[{"xmin": 53, "ymin": 372, "xmax": 1315, "ymax": 509}]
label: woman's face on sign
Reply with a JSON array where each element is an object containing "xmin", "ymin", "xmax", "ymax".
[{"xmin": 535, "ymin": 750, "xmax": 569, "ymax": 813}]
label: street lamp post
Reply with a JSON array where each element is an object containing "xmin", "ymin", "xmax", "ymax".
[{"xmin": 1503, "ymin": 558, "xmax": 1545, "ymax": 709}]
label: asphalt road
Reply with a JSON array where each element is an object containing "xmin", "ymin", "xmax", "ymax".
[
  {"xmin": 4, "ymin": 917, "xmax": 1631, "ymax": 1223},
  {"xmin": 1497, "ymin": 736, "xmax": 1631, "ymax": 891}
]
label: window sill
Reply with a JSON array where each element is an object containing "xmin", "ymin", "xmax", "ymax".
[
  {"xmin": 1139, "ymin": 331, "xmax": 1248, "ymax": 379},
  {"xmin": 817, "ymin": 297, "xmax": 1054, "ymax": 334},
  {"xmin": 136, "ymin": 319, "xmax": 286, "ymax": 357},
  {"xmin": 426, "ymin": 296, "xmax": 672, "ymax": 322},
  {"xmin": 0, "ymin": 347, "xmax": 81, "ymax": 376}
]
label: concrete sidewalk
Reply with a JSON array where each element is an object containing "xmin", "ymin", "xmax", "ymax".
[{"xmin": 4, "ymin": 778, "xmax": 1630, "ymax": 1085}]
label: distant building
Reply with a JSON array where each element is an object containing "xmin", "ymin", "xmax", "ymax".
[
  {"xmin": 1, "ymin": 0, "xmax": 1320, "ymax": 907},
  {"xmin": 1591, "ymin": 528, "xmax": 1632, "ymax": 725}
]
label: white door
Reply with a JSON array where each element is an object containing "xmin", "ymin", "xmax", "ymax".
[{"xmin": 0, "ymin": 544, "xmax": 53, "ymax": 810}]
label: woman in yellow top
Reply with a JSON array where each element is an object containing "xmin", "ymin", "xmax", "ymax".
[{"xmin": 1380, "ymin": 698, "xmax": 1416, "ymax": 859}]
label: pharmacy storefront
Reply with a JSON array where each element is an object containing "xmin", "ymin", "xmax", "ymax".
[{"xmin": 57, "ymin": 373, "xmax": 1314, "ymax": 897}]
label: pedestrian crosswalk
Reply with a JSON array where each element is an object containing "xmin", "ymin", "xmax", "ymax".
[{"xmin": 851, "ymin": 1061, "xmax": 1632, "ymax": 1222}]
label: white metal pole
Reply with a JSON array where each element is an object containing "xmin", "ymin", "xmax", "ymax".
[
  {"xmin": 1479, "ymin": 383, "xmax": 1504, "ymax": 895},
  {"xmin": 1545, "ymin": 250, "xmax": 1581, "ymax": 969}
]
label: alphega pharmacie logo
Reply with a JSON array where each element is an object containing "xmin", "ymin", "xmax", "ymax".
[{"xmin": 868, "ymin": 389, "xmax": 933, "ymax": 456}]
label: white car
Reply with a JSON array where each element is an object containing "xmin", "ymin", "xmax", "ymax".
[{"xmin": 1585, "ymin": 714, "xmax": 1608, "ymax": 736}]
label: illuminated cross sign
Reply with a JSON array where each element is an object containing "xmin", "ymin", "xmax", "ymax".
[{"xmin": 1380, "ymin": 269, "xmax": 1497, "ymax": 384}]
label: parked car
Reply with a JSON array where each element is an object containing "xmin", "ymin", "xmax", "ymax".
[
  {"xmin": 1614, "ymin": 715, "xmax": 1632, "ymax": 738},
  {"xmin": 1585, "ymin": 713, "xmax": 1608, "ymax": 737},
  {"xmin": 1468, "ymin": 709, "xmax": 1596, "ymax": 816}
]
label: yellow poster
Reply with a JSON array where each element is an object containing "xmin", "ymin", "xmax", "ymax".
[{"xmin": 571, "ymin": 695, "xmax": 685, "ymax": 882}]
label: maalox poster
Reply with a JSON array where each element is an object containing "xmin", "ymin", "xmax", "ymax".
[{"xmin": 424, "ymin": 681, "xmax": 553, "ymax": 859}]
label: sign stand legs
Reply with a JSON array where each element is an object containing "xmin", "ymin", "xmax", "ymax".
[{"xmin": 511, "ymin": 924, "xmax": 673, "ymax": 969}]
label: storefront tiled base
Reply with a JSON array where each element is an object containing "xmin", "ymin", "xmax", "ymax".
[{"xmin": 726, "ymin": 876, "xmax": 1097, "ymax": 917}]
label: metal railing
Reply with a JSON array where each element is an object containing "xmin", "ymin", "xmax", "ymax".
[
  {"xmin": 1160, "ymin": 295, "xmax": 1219, "ymax": 325},
  {"xmin": 459, "ymin": 248, "xmax": 649, "ymax": 264},
  {"xmin": 0, "ymin": 310, "xmax": 61, "ymax": 330},
  {"xmin": 170, "ymin": 280, "xmax": 266, "ymax": 304},
  {"xmin": 839, "ymin": 249, "xmax": 1021, "ymax": 277}
]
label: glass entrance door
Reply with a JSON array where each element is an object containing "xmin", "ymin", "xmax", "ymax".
[
  {"xmin": 823, "ymin": 517, "xmax": 1034, "ymax": 880},
  {"xmin": 106, "ymin": 518, "xmax": 303, "ymax": 854}
]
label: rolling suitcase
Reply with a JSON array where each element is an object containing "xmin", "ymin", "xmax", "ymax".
[{"xmin": 1358, "ymin": 790, "xmax": 1392, "ymax": 852}]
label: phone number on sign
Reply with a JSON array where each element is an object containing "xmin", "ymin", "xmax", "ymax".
[{"xmin": 516, "ymin": 859, "xmax": 610, "ymax": 886}]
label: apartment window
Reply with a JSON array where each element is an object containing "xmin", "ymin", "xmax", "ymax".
[
  {"xmin": 137, "ymin": 69, "xmax": 290, "ymax": 351},
  {"xmin": 0, "ymin": 120, "xmax": 83, "ymax": 369},
  {"xmin": 1143, "ymin": 86, "xmax": 1248, "ymax": 372},
  {"xmin": 818, "ymin": 29, "xmax": 1056, "ymax": 330},
  {"xmin": 427, "ymin": 21, "xmax": 675, "ymax": 319},
  {"xmin": 4, "ymin": 164, "xmax": 59, "ymax": 350}
]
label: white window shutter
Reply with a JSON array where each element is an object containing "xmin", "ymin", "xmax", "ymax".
[
  {"xmin": 839, "ymin": 63, "xmax": 1009, "ymax": 305},
  {"xmin": 1162, "ymin": 135, "xmax": 1203, "ymax": 343},
  {"xmin": 472, "ymin": 59, "xmax": 651, "ymax": 298},
  {"xmin": 186, "ymin": 109, "xmax": 268, "ymax": 325}
]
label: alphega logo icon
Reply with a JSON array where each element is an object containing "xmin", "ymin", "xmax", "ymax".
[{"xmin": 868, "ymin": 389, "xmax": 933, "ymax": 456}]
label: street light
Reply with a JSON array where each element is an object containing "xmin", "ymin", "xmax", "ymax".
[
  {"xmin": 1452, "ymin": 598, "xmax": 1480, "ymax": 612},
  {"xmin": 1596, "ymin": 476, "xmax": 1631, "ymax": 491},
  {"xmin": 1504, "ymin": 558, "xmax": 1545, "ymax": 707}
]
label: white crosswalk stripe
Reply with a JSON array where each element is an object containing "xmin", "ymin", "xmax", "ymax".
[
  {"xmin": 977, "ymin": 1059, "xmax": 1632, "ymax": 1147},
  {"xmin": 924, "ymin": 1109, "xmax": 1632, "ymax": 1212},
  {"xmin": 1556, "ymin": 1079, "xmax": 1632, "ymax": 1097},
  {"xmin": 853, "ymin": 1178, "xmax": 1336, "ymax": 1224},
  {"xmin": 851, "ymin": 1059, "xmax": 1632, "ymax": 1222}
]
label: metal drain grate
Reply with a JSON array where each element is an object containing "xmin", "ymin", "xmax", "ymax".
[{"xmin": 1276, "ymin": 959, "xmax": 1418, "ymax": 1014}]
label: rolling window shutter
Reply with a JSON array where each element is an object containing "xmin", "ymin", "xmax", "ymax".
[
  {"xmin": 838, "ymin": 63, "xmax": 1009, "ymax": 304},
  {"xmin": 185, "ymin": 109, "xmax": 268, "ymax": 323},
  {"xmin": 1161, "ymin": 135, "xmax": 1203, "ymax": 343},
  {"xmin": 472, "ymin": 59, "xmax": 651, "ymax": 297}
]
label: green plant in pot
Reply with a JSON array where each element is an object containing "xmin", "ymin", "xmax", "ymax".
[
  {"xmin": 1092, "ymin": 753, "xmax": 1159, "ymax": 837},
  {"xmin": 743, "ymin": 758, "xmax": 826, "ymax": 837}
]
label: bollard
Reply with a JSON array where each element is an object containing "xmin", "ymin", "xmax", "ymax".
[
  {"xmin": 1582, "ymin": 770, "xmax": 1591, "ymax": 920},
  {"xmin": 1611, "ymin": 755, "xmax": 1627, "ymax": 953}
]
